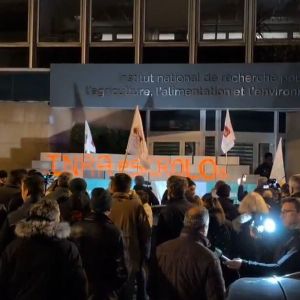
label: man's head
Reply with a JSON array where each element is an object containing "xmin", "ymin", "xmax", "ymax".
[
  {"xmin": 167, "ymin": 175, "xmax": 188, "ymax": 199},
  {"xmin": 57, "ymin": 172, "xmax": 73, "ymax": 188},
  {"xmin": 264, "ymin": 152, "xmax": 273, "ymax": 166},
  {"xmin": 91, "ymin": 188, "xmax": 112, "ymax": 214},
  {"xmin": 69, "ymin": 178, "xmax": 87, "ymax": 194},
  {"xmin": 8, "ymin": 169, "xmax": 27, "ymax": 186},
  {"xmin": 183, "ymin": 206, "xmax": 209, "ymax": 236},
  {"xmin": 21, "ymin": 175, "xmax": 45, "ymax": 202},
  {"xmin": 111, "ymin": 173, "xmax": 132, "ymax": 193},
  {"xmin": 216, "ymin": 183, "xmax": 231, "ymax": 199},
  {"xmin": 134, "ymin": 175, "xmax": 145, "ymax": 187},
  {"xmin": 185, "ymin": 177, "xmax": 196, "ymax": 199},
  {"xmin": 288, "ymin": 174, "xmax": 300, "ymax": 195},
  {"xmin": 281, "ymin": 197, "xmax": 300, "ymax": 229}
]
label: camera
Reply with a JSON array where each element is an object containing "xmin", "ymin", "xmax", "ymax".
[{"xmin": 263, "ymin": 178, "xmax": 280, "ymax": 190}]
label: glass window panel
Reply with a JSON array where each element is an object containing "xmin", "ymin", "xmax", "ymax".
[
  {"xmin": 279, "ymin": 112, "xmax": 286, "ymax": 133},
  {"xmin": 221, "ymin": 111, "xmax": 274, "ymax": 133},
  {"xmin": 143, "ymin": 47, "xmax": 189, "ymax": 63},
  {"xmin": 206, "ymin": 110, "xmax": 216, "ymax": 131},
  {"xmin": 0, "ymin": 48, "xmax": 28, "ymax": 67},
  {"xmin": 91, "ymin": 0, "xmax": 133, "ymax": 42},
  {"xmin": 89, "ymin": 47, "xmax": 134, "ymax": 63},
  {"xmin": 200, "ymin": 0, "xmax": 245, "ymax": 41},
  {"xmin": 145, "ymin": 0, "xmax": 188, "ymax": 42},
  {"xmin": 0, "ymin": 0, "xmax": 28, "ymax": 42},
  {"xmin": 254, "ymin": 45, "xmax": 300, "ymax": 62},
  {"xmin": 153, "ymin": 142, "xmax": 180, "ymax": 155},
  {"xmin": 198, "ymin": 46, "xmax": 245, "ymax": 63},
  {"xmin": 185, "ymin": 142, "xmax": 196, "ymax": 156},
  {"xmin": 150, "ymin": 110, "xmax": 200, "ymax": 131},
  {"xmin": 39, "ymin": 0, "xmax": 81, "ymax": 42},
  {"xmin": 257, "ymin": 0, "xmax": 300, "ymax": 40},
  {"xmin": 37, "ymin": 47, "xmax": 81, "ymax": 68}
]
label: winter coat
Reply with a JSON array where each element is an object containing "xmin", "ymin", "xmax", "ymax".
[
  {"xmin": 148, "ymin": 229, "xmax": 225, "ymax": 300},
  {"xmin": 0, "ymin": 218, "xmax": 87, "ymax": 300},
  {"xmin": 218, "ymin": 197, "xmax": 239, "ymax": 221},
  {"xmin": 109, "ymin": 191, "xmax": 151, "ymax": 274},
  {"xmin": 240, "ymin": 229, "xmax": 300, "ymax": 277},
  {"xmin": 0, "ymin": 196, "xmax": 41, "ymax": 254},
  {"xmin": 71, "ymin": 212, "xmax": 127, "ymax": 300},
  {"xmin": 0, "ymin": 184, "xmax": 20, "ymax": 209},
  {"xmin": 155, "ymin": 196, "xmax": 193, "ymax": 246}
]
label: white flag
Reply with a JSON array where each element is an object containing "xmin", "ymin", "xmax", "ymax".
[
  {"xmin": 221, "ymin": 110, "xmax": 235, "ymax": 154},
  {"xmin": 270, "ymin": 138, "xmax": 286, "ymax": 185},
  {"xmin": 84, "ymin": 120, "xmax": 96, "ymax": 154},
  {"xmin": 126, "ymin": 106, "xmax": 150, "ymax": 169}
]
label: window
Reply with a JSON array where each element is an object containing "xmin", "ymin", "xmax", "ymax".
[
  {"xmin": 89, "ymin": 47, "xmax": 134, "ymax": 63},
  {"xmin": 145, "ymin": 0, "xmax": 188, "ymax": 42},
  {"xmin": 257, "ymin": 0, "xmax": 300, "ymax": 40},
  {"xmin": 221, "ymin": 111, "xmax": 274, "ymax": 133},
  {"xmin": 151, "ymin": 110, "xmax": 200, "ymax": 131},
  {"xmin": 206, "ymin": 110, "xmax": 216, "ymax": 131},
  {"xmin": 198, "ymin": 46, "xmax": 245, "ymax": 63},
  {"xmin": 200, "ymin": 0, "xmax": 245, "ymax": 41},
  {"xmin": 0, "ymin": 48, "xmax": 28, "ymax": 67},
  {"xmin": 0, "ymin": 0, "xmax": 28, "ymax": 42},
  {"xmin": 143, "ymin": 47, "xmax": 189, "ymax": 63},
  {"xmin": 153, "ymin": 142, "xmax": 180, "ymax": 155},
  {"xmin": 39, "ymin": 0, "xmax": 81, "ymax": 42},
  {"xmin": 254, "ymin": 45, "xmax": 300, "ymax": 62},
  {"xmin": 91, "ymin": 0, "xmax": 133, "ymax": 42}
]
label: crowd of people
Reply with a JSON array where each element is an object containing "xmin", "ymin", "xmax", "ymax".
[{"xmin": 0, "ymin": 167, "xmax": 299, "ymax": 300}]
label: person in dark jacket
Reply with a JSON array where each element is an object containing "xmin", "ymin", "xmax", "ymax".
[
  {"xmin": 0, "ymin": 169, "xmax": 27, "ymax": 209},
  {"xmin": 149, "ymin": 206, "xmax": 225, "ymax": 300},
  {"xmin": 71, "ymin": 187, "xmax": 127, "ymax": 300},
  {"xmin": 254, "ymin": 152, "xmax": 273, "ymax": 178},
  {"xmin": 216, "ymin": 183, "xmax": 239, "ymax": 221},
  {"xmin": 58, "ymin": 177, "xmax": 90, "ymax": 223},
  {"xmin": 0, "ymin": 198, "xmax": 87, "ymax": 300},
  {"xmin": 133, "ymin": 176, "xmax": 159, "ymax": 206},
  {"xmin": 226, "ymin": 197, "xmax": 300, "ymax": 277},
  {"xmin": 0, "ymin": 174, "xmax": 44, "ymax": 254},
  {"xmin": 156, "ymin": 176, "xmax": 193, "ymax": 246},
  {"xmin": 45, "ymin": 171, "xmax": 72, "ymax": 201}
]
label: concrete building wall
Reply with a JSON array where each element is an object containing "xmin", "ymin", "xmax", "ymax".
[{"xmin": 0, "ymin": 102, "xmax": 133, "ymax": 171}]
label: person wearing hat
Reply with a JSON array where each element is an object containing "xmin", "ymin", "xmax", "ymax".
[
  {"xmin": 71, "ymin": 188, "xmax": 127, "ymax": 300},
  {"xmin": 0, "ymin": 198, "xmax": 87, "ymax": 300}
]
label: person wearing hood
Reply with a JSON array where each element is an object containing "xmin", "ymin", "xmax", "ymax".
[{"xmin": 0, "ymin": 198, "xmax": 87, "ymax": 300}]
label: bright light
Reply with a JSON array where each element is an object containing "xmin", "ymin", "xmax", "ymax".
[{"xmin": 264, "ymin": 218, "xmax": 276, "ymax": 233}]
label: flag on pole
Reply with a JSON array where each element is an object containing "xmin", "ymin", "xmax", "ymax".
[
  {"xmin": 84, "ymin": 120, "xmax": 96, "ymax": 154},
  {"xmin": 270, "ymin": 138, "xmax": 286, "ymax": 185},
  {"xmin": 126, "ymin": 106, "xmax": 150, "ymax": 169},
  {"xmin": 221, "ymin": 110, "xmax": 235, "ymax": 154}
]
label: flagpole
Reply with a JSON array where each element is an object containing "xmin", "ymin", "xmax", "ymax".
[
  {"xmin": 225, "ymin": 152, "xmax": 228, "ymax": 173},
  {"xmin": 121, "ymin": 152, "xmax": 128, "ymax": 172}
]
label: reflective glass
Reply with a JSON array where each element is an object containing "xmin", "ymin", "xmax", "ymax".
[
  {"xmin": 91, "ymin": 0, "xmax": 133, "ymax": 42},
  {"xmin": 200, "ymin": 0, "xmax": 244, "ymax": 41},
  {"xmin": 39, "ymin": 0, "xmax": 81, "ymax": 42},
  {"xmin": 257, "ymin": 0, "xmax": 300, "ymax": 40},
  {"xmin": 145, "ymin": 0, "xmax": 188, "ymax": 41},
  {"xmin": 0, "ymin": 0, "xmax": 28, "ymax": 42}
]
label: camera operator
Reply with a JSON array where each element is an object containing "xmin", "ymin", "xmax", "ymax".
[
  {"xmin": 225, "ymin": 197, "xmax": 300, "ymax": 277},
  {"xmin": 133, "ymin": 176, "xmax": 159, "ymax": 206}
]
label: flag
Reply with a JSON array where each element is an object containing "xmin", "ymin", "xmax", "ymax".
[
  {"xmin": 84, "ymin": 120, "xmax": 96, "ymax": 154},
  {"xmin": 221, "ymin": 110, "xmax": 235, "ymax": 154},
  {"xmin": 126, "ymin": 106, "xmax": 150, "ymax": 169},
  {"xmin": 270, "ymin": 138, "xmax": 286, "ymax": 185}
]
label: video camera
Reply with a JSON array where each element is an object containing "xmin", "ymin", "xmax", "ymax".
[{"xmin": 263, "ymin": 178, "xmax": 280, "ymax": 190}]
